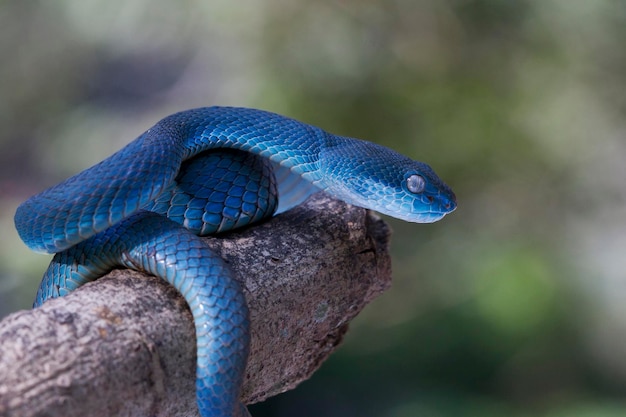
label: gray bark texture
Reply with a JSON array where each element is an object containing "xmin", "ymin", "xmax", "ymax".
[{"xmin": 0, "ymin": 194, "xmax": 392, "ymax": 417}]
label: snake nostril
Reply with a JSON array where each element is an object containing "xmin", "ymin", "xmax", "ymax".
[
  {"xmin": 427, "ymin": 196, "xmax": 434, "ymax": 203},
  {"xmin": 444, "ymin": 199, "xmax": 456, "ymax": 210}
]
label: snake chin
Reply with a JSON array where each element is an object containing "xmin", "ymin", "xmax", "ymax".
[
  {"xmin": 414, "ymin": 209, "xmax": 455, "ymax": 224},
  {"xmin": 382, "ymin": 200, "xmax": 456, "ymax": 224}
]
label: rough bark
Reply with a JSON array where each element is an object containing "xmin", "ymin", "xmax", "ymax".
[{"xmin": 0, "ymin": 193, "xmax": 392, "ymax": 417}]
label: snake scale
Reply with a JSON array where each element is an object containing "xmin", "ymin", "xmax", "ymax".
[{"xmin": 14, "ymin": 107, "xmax": 456, "ymax": 417}]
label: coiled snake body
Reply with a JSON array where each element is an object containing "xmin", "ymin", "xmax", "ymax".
[{"xmin": 14, "ymin": 107, "xmax": 456, "ymax": 417}]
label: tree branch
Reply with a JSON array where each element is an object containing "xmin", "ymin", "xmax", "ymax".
[{"xmin": 0, "ymin": 194, "xmax": 392, "ymax": 417}]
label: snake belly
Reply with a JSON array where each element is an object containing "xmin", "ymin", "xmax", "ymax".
[{"xmin": 14, "ymin": 106, "xmax": 456, "ymax": 417}]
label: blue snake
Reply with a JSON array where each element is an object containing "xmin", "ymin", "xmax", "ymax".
[{"xmin": 14, "ymin": 107, "xmax": 456, "ymax": 417}]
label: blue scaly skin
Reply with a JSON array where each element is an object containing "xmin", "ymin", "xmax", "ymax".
[{"xmin": 14, "ymin": 107, "xmax": 456, "ymax": 417}]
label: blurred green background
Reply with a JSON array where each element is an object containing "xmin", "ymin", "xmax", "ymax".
[{"xmin": 1, "ymin": 1, "xmax": 625, "ymax": 416}]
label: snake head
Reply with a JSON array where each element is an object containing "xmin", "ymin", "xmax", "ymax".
[{"xmin": 319, "ymin": 136, "xmax": 456, "ymax": 223}]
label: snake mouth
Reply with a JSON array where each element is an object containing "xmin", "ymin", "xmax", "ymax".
[
  {"xmin": 417, "ymin": 198, "xmax": 457, "ymax": 223},
  {"xmin": 422, "ymin": 211, "xmax": 452, "ymax": 223}
]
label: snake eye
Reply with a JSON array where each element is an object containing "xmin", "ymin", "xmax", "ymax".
[{"xmin": 406, "ymin": 174, "xmax": 425, "ymax": 194}]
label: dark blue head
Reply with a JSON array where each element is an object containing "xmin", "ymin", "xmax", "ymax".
[{"xmin": 319, "ymin": 136, "xmax": 456, "ymax": 223}]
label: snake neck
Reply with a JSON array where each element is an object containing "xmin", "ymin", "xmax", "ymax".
[{"xmin": 163, "ymin": 107, "xmax": 329, "ymax": 185}]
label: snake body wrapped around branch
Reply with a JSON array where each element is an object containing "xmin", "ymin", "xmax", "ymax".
[{"xmin": 14, "ymin": 107, "xmax": 456, "ymax": 417}]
